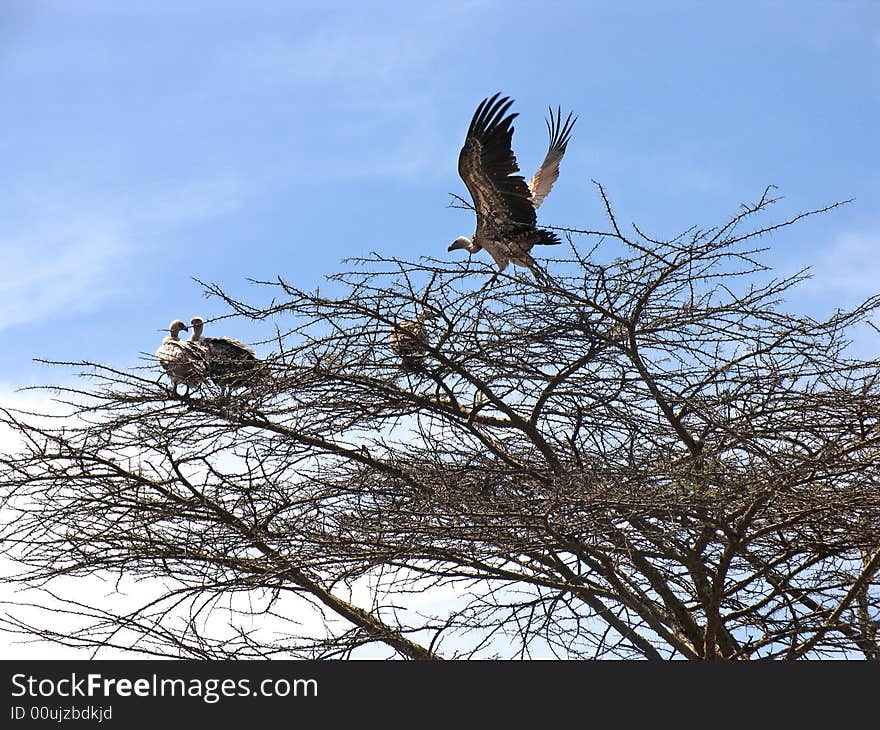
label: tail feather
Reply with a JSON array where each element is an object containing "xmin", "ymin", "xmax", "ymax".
[{"xmin": 536, "ymin": 228, "xmax": 561, "ymax": 246}]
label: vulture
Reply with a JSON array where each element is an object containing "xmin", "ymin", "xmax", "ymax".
[
  {"xmin": 449, "ymin": 93, "xmax": 576, "ymax": 273},
  {"xmin": 389, "ymin": 311, "xmax": 437, "ymax": 372},
  {"xmin": 189, "ymin": 317, "xmax": 267, "ymax": 391},
  {"xmin": 155, "ymin": 319, "xmax": 207, "ymax": 394}
]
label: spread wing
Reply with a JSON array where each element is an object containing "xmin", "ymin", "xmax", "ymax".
[
  {"xmin": 528, "ymin": 106, "xmax": 576, "ymax": 210},
  {"xmin": 458, "ymin": 93, "xmax": 537, "ymax": 232}
]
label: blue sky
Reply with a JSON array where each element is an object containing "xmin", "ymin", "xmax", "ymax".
[
  {"xmin": 0, "ymin": 0, "xmax": 878, "ymax": 661},
  {"xmin": 1, "ymin": 0, "xmax": 878, "ymax": 387}
]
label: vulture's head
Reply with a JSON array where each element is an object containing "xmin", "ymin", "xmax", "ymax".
[
  {"xmin": 168, "ymin": 320, "xmax": 188, "ymax": 339},
  {"xmin": 189, "ymin": 317, "xmax": 205, "ymax": 339},
  {"xmin": 448, "ymin": 236, "xmax": 477, "ymax": 254}
]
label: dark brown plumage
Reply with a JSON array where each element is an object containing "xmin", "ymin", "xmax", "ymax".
[{"xmin": 189, "ymin": 317, "xmax": 267, "ymax": 391}]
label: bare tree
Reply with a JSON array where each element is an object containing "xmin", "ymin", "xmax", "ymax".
[{"xmin": 1, "ymin": 185, "xmax": 878, "ymax": 659}]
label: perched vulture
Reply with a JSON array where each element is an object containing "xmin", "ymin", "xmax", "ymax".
[
  {"xmin": 449, "ymin": 93, "xmax": 576, "ymax": 273},
  {"xmin": 390, "ymin": 311, "xmax": 437, "ymax": 372},
  {"xmin": 189, "ymin": 317, "xmax": 267, "ymax": 391},
  {"xmin": 155, "ymin": 319, "xmax": 207, "ymax": 394}
]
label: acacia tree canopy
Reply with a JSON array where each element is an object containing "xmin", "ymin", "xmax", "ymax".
[{"xmin": 1, "ymin": 186, "xmax": 878, "ymax": 659}]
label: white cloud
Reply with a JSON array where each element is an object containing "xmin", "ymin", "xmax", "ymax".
[
  {"xmin": 0, "ymin": 384, "xmax": 84, "ymax": 658},
  {"xmin": 0, "ymin": 216, "xmax": 127, "ymax": 333},
  {"xmin": 0, "ymin": 175, "xmax": 247, "ymax": 334},
  {"xmin": 806, "ymin": 232, "xmax": 880, "ymax": 298},
  {"xmin": 0, "ymin": 385, "xmax": 505, "ymax": 659}
]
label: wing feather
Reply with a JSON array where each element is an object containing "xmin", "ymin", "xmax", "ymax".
[
  {"xmin": 204, "ymin": 337, "xmax": 264, "ymax": 388},
  {"xmin": 156, "ymin": 339, "xmax": 208, "ymax": 387},
  {"xmin": 528, "ymin": 106, "xmax": 576, "ymax": 210},
  {"xmin": 458, "ymin": 94, "xmax": 537, "ymax": 231},
  {"xmin": 206, "ymin": 337, "xmax": 255, "ymax": 358}
]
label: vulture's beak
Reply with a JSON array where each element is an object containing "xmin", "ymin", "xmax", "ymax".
[{"xmin": 449, "ymin": 237, "xmax": 472, "ymax": 252}]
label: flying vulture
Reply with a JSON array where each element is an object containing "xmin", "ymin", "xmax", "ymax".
[
  {"xmin": 189, "ymin": 317, "xmax": 267, "ymax": 391},
  {"xmin": 156, "ymin": 319, "xmax": 207, "ymax": 394},
  {"xmin": 449, "ymin": 93, "xmax": 576, "ymax": 273}
]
